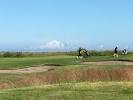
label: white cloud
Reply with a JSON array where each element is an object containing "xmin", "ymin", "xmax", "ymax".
[
  {"xmin": 40, "ymin": 40, "xmax": 64, "ymax": 49},
  {"xmin": 100, "ymin": 44, "xmax": 104, "ymax": 49}
]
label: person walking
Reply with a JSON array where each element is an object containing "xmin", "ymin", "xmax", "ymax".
[{"xmin": 113, "ymin": 46, "xmax": 118, "ymax": 58}]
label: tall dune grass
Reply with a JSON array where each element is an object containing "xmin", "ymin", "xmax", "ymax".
[
  {"xmin": 0, "ymin": 68, "xmax": 132, "ymax": 89},
  {"xmin": 44, "ymin": 68, "xmax": 130, "ymax": 83}
]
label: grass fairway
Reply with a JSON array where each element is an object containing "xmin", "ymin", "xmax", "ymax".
[
  {"xmin": 0, "ymin": 82, "xmax": 133, "ymax": 100},
  {"xmin": 0, "ymin": 54, "xmax": 133, "ymax": 100},
  {"xmin": 0, "ymin": 54, "xmax": 133, "ymax": 69},
  {"xmin": 0, "ymin": 55, "xmax": 77, "ymax": 69}
]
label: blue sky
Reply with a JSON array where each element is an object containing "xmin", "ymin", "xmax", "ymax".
[{"xmin": 0, "ymin": 0, "xmax": 133, "ymax": 51}]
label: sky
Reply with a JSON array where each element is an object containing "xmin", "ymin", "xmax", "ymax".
[{"xmin": 0, "ymin": 0, "xmax": 133, "ymax": 51}]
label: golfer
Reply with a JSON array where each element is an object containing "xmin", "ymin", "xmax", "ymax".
[{"xmin": 113, "ymin": 46, "xmax": 118, "ymax": 57}]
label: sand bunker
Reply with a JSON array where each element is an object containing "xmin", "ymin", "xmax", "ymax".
[
  {"xmin": 0, "ymin": 66, "xmax": 54, "ymax": 74},
  {"xmin": 1, "ymin": 61, "xmax": 133, "ymax": 74},
  {"xmin": 83, "ymin": 61, "xmax": 133, "ymax": 65}
]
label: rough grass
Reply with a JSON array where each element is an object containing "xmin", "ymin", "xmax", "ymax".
[
  {"xmin": 0, "ymin": 68, "xmax": 132, "ymax": 89},
  {"xmin": 0, "ymin": 82, "xmax": 133, "ymax": 100}
]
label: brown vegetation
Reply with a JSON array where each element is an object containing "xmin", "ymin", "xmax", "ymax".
[
  {"xmin": 44, "ymin": 68, "xmax": 131, "ymax": 83},
  {"xmin": 0, "ymin": 68, "xmax": 133, "ymax": 89}
]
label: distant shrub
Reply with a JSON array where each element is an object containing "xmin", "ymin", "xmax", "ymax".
[
  {"xmin": 3, "ymin": 52, "xmax": 24, "ymax": 57},
  {"xmin": 66, "ymin": 51, "xmax": 78, "ymax": 56},
  {"xmin": 89, "ymin": 50, "xmax": 114, "ymax": 56},
  {"xmin": 14, "ymin": 52, "xmax": 23, "ymax": 57},
  {"xmin": 101, "ymin": 50, "xmax": 114, "ymax": 56},
  {"xmin": 3, "ymin": 52, "xmax": 13, "ymax": 57},
  {"xmin": 89, "ymin": 50, "xmax": 99, "ymax": 56}
]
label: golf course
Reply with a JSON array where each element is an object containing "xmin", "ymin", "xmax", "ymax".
[
  {"xmin": 1, "ymin": 0, "xmax": 133, "ymax": 99},
  {"xmin": 0, "ymin": 52, "xmax": 133, "ymax": 100}
]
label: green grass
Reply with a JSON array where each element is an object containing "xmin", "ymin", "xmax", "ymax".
[
  {"xmin": 0, "ymin": 55, "xmax": 77, "ymax": 69},
  {"xmin": 0, "ymin": 54, "xmax": 133, "ymax": 69},
  {"xmin": 0, "ymin": 55, "xmax": 113, "ymax": 69},
  {"xmin": 0, "ymin": 82, "xmax": 133, "ymax": 100}
]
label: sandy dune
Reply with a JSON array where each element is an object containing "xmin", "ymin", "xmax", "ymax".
[
  {"xmin": 83, "ymin": 61, "xmax": 133, "ymax": 65},
  {"xmin": 0, "ymin": 66, "xmax": 54, "ymax": 74},
  {"xmin": 0, "ymin": 61, "xmax": 133, "ymax": 74}
]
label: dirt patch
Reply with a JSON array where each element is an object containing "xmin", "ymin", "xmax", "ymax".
[
  {"xmin": 83, "ymin": 61, "xmax": 133, "ymax": 65},
  {"xmin": 0, "ymin": 66, "xmax": 54, "ymax": 74}
]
